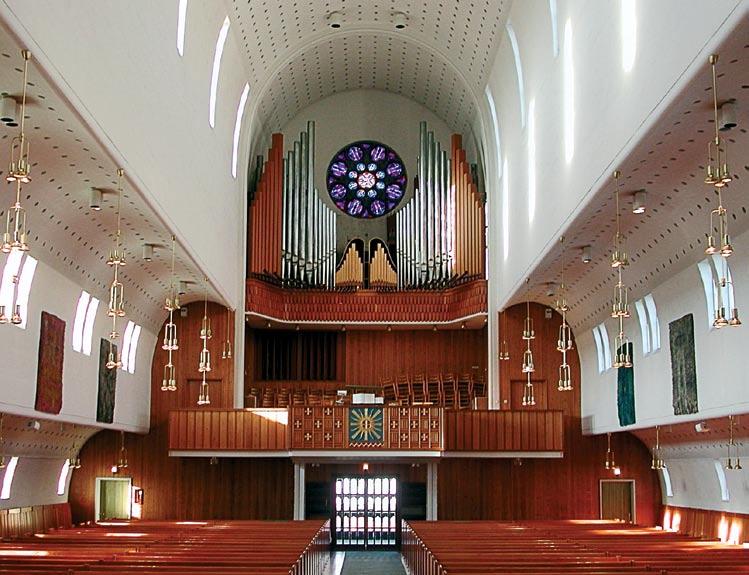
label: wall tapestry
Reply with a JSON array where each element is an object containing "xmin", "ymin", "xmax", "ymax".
[
  {"xmin": 670, "ymin": 313, "xmax": 698, "ymax": 415},
  {"xmin": 348, "ymin": 407, "xmax": 384, "ymax": 447},
  {"xmin": 35, "ymin": 311, "xmax": 65, "ymax": 414},
  {"xmin": 617, "ymin": 342, "xmax": 635, "ymax": 426},
  {"xmin": 97, "ymin": 339, "xmax": 117, "ymax": 423}
]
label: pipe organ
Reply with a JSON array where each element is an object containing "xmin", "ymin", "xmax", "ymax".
[
  {"xmin": 248, "ymin": 122, "xmax": 336, "ymax": 288},
  {"xmin": 335, "ymin": 241, "xmax": 364, "ymax": 288},
  {"xmin": 396, "ymin": 123, "xmax": 485, "ymax": 288},
  {"xmin": 249, "ymin": 121, "xmax": 485, "ymax": 293}
]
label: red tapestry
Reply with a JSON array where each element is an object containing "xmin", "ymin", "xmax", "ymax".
[{"xmin": 35, "ymin": 311, "xmax": 65, "ymax": 414}]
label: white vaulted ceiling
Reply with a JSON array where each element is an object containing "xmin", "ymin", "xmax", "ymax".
[
  {"xmin": 514, "ymin": 15, "xmax": 749, "ymax": 331},
  {"xmin": 232, "ymin": 0, "xmax": 509, "ymax": 139},
  {"xmin": 0, "ymin": 24, "xmax": 220, "ymax": 331}
]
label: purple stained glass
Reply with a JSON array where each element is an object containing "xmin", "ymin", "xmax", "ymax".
[{"xmin": 326, "ymin": 140, "xmax": 407, "ymax": 219}]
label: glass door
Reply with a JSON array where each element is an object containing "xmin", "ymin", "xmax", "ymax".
[{"xmin": 333, "ymin": 476, "xmax": 399, "ymax": 549}]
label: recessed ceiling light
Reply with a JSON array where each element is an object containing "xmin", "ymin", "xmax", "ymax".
[
  {"xmin": 327, "ymin": 11, "xmax": 343, "ymax": 29},
  {"xmin": 394, "ymin": 12, "xmax": 408, "ymax": 29},
  {"xmin": 89, "ymin": 188, "xmax": 103, "ymax": 211},
  {"xmin": 632, "ymin": 190, "xmax": 647, "ymax": 214}
]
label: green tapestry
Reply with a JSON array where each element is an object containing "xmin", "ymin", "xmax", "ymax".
[
  {"xmin": 617, "ymin": 342, "xmax": 635, "ymax": 426},
  {"xmin": 670, "ymin": 313, "xmax": 698, "ymax": 415},
  {"xmin": 348, "ymin": 407, "xmax": 384, "ymax": 446},
  {"xmin": 97, "ymin": 339, "xmax": 117, "ymax": 424}
]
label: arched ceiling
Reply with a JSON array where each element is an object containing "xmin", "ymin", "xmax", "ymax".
[
  {"xmin": 0, "ymin": 24, "xmax": 221, "ymax": 331},
  {"xmin": 231, "ymin": 0, "xmax": 509, "ymax": 138}
]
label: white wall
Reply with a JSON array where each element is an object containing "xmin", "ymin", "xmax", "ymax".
[
  {"xmin": 0, "ymin": 457, "xmax": 72, "ymax": 510},
  {"xmin": 281, "ymin": 89, "xmax": 454, "ymax": 254},
  {"xmin": 0, "ymin": 0, "xmax": 251, "ymax": 310},
  {"xmin": 0, "ymin": 255, "xmax": 154, "ymax": 432}
]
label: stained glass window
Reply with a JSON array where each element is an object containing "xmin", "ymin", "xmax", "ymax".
[{"xmin": 326, "ymin": 141, "xmax": 407, "ymax": 218}]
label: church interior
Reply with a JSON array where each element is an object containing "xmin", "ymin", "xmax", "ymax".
[{"xmin": 0, "ymin": 0, "xmax": 746, "ymax": 573}]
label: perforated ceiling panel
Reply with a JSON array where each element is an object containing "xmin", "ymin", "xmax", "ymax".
[
  {"xmin": 517, "ymin": 19, "xmax": 749, "ymax": 333},
  {"xmin": 231, "ymin": 0, "xmax": 508, "ymax": 135},
  {"xmin": 0, "ymin": 27, "xmax": 219, "ymax": 331}
]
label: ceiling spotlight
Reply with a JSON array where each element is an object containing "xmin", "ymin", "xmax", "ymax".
[
  {"xmin": 545, "ymin": 282, "xmax": 556, "ymax": 298},
  {"xmin": 0, "ymin": 95, "xmax": 18, "ymax": 126},
  {"xmin": 719, "ymin": 101, "xmax": 737, "ymax": 131},
  {"xmin": 89, "ymin": 187, "xmax": 103, "ymax": 211},
  {"xmin": 178, "ymin": 280, "xmax": 190, "ymax": 295},
  {"xmin": 393, "ymin": 11, "xmax": 408, "ymax": 29},
  {"xmin": 632, "ymin": 190, "xmax": 647, "ymax": 214},
  {"xmin": 694, "ymin": 421, "xmax": 710, "ymax": 433},
  {"xmin": 341, "ymin": 325, "xmax": 346, "ymax": 332},
  {"xmin": 581, "ymin": 245, "xmax": 592, "ymax": 264},
  {"xmin": 327, "ymin": 11, "xmax": 343, "ymax": 29},
  {"xmin": 142, "ymin": 243, "xmax": 155, "ymax": 261},
  {"xmin": 387, "ymin": 325, "xmax": 392, "ymax": 332}
]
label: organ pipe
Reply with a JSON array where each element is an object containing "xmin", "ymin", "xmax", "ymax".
[
  {"xmin": 395, "ymin": 122, "xmax": 485, "ymax": 288},
  {"xmin": 249, "ymin": 122, "xmax": 335, "ymax": 288},
  {"xmin": 335, "ymin": 241, "xmax": 364, "ymax": 288}
]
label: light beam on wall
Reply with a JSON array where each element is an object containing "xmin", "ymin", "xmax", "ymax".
[
  {"xmin": 549, "ymin": 0, "xmax": 559, "ymax": 58},
  {"xmin": 563, "ymin": 19, "xmax": 575, "ymax": 164},
  {"xmin": 209, "ymin": 16, "xmax": 230, "ymax": 128},
  {"xmin": 485, "ymin": 87, "xmax": 502, "ymax": 180},
  {"xmin": 621, "ymin": 0, "xmax": 637, "ymax": 73},
  {"xmin": 231, "ymin": 83, "xmax": 250, "ymax": 178}
]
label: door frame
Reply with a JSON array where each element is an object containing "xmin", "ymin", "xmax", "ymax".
[
  {"xmin": 331, "ymin": 473, "xmax": 401, "ymax": 550},
  {"xmin": 95, "ymin": 477, "xmax": 133, "ymax": 522},
  {"xmin": 599, "ymin": 479, "xmax": 636, "ymax": 523}
]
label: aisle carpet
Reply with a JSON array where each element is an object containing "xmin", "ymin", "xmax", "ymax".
[{"xmin": 340, "ymin": 551, "xmax": 406, "ymax": 574}]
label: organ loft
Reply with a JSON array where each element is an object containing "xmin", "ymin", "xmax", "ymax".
[{"xmin": 0, "ymin": 1, "xmax": 746, "ymax": 574}]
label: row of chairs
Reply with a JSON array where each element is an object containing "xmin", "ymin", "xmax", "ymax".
[
  {"xmin": 382, "ymin": 373, "xmax": 486, "ymax": 408},
  {"xmin": 0, "ymin": 519, "xmax": 330, "ymax": 574},
  {"xmin": 403, "ymin": 519, "xmax": 749, "ymax": 575},
  {"xmin": 247, "ymin": 386, "xmax": 342, "ymax": 408}
]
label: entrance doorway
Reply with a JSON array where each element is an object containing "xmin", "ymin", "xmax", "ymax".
[
  {"xmin": 600, "ymin": 479, "xmax": 635, "ymax": 522},
  {"xmin": 95, "ymin": 477, "xmax": 132, "ymax": 522},
  {"xmin": 333, "ymin": 476, "xmax": 399, "ymax": 549}
]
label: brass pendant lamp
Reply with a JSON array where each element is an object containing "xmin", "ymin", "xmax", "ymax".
[
  {"xmin": 105, "ymin": 169, "xmax": 127, "ymax": 370},
  {"xmin": 162, "ymin": 236, "xmax": 179, "ymax": 391},
  {"xmin": 521, "ymin": 278, "xmax": 536, "ymax": 407},
  {"xmin": 611, "ymin": 170, "xmax": 632, "ymax": 369},
  {"xmin": 556, "ymin": 237, "xmax": 573, "ymax": 391},
  {"xmin": 197, "ymin": 281, "xmax": 212, "ymax": 406}
]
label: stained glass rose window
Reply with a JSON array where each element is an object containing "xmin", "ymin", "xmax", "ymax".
[{"xmin": 326, "ymin": 141, "xmax": 407, "ymax": 218}]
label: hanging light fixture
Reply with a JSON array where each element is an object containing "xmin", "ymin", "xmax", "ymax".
[
  {"xmin": 725, "ymin": 415, "xmax": 741, "ymax": 470},
  {"xmin": 611, "ymin": 171, "xmax": 632, "ymax": 369},
  {"xmin": 703, "ymin": 54, "xmax": 741, "ymax": 329},
  {"xmin": 105, "ymin": 169, "xmax": 127, "ymax": 370},
  {"xmin": 162, "ymin": 236, "xmax": 179, "ymax": 392},
  {"xmin": 604, "ymin": 432, "xmax": 616, "ymax": 470},
  {"xmin": 222, "ymin": 306, "xmax": 232, "ymax": 360},
  {"xmin": 197, "ymin": 281, "xmax": 212, "ymax": 406},
  {"xmin": 116, "ymin": 431, "xmax": 128, "ymax": 470},
  {"xmin": 499, "ymin": 310, "xmax": 510, "ymax": 361},
  {"xmin": 2, "ymin": 50, "xmax": 33, "ymax": 255},
  {"xmin": 651, "ymin": 425, "xmax": 666, "ymax": 470},
  {"xmin": 521, "ymin": 278, "xmax": 535, "ymax": 407},
  {"xmin": 555, "ymin": 237, "xmax": 573, "ymax": 392}
]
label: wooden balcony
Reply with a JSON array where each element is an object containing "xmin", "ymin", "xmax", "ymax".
[
  {"xmin": 245, "ymin": 278, "xmax": 487, "ymax": 324},
  {"xmin": 168, "ymin": 407, "xmax": 563, "ymax": 458}
]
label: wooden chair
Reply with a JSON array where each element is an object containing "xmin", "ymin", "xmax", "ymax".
[
  {"xmin": 411, "ymin": 373, "xmax": 427, "ymax": 403},
  {"xmin": 261, "ymin": 387, "xmax": 276, "ymax": 407},
  {"xmin": 473, "ymin": 377, "xmax": 487, "ymax": 398},
  {"xmin": 441, "ymin": 373, "xmax": 457, "ymax": 408},
  {"xmin": 291, "ymin": 389, "xmax": 306, "ymax": 405},
  {"xmin": 456, "ymin": 373, "xmax": 473, "ymax": 409},
  {"xmin": 307, "ymin": 389, "xmax": 322, "ymax": 405},
  {"xmin": 395, "ymin": 374, "xmax": 411, "ymax": 405},
  {"xmin": 382, "ymin": 378, "xmax": 397, "ymax": 404},
  {"xmin": 425, "ymin": 375, "xmax": 442, "ymax": 405}
]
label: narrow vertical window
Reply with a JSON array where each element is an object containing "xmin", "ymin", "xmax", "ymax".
[
  {"xmin": 73, "ymin": 291, "xmax": 91, "ymax": 353},
  {"xmin": 563, "ymin": 19, "xmax": 575, "ymax": 164},
  {"xmin": 527, "ymin": 98, "xmax": 536, "ymax": 223},
  {"xmin": 485, "ymin": 87, "xmax": 502, "ymax": 179},
  {"xmin": 120, "ymin": 321, "xmax": 135, "ymax": 372},
  {"xmin": 592, "ymin": 326, "xmax": 605, "ymax": 373},
  {"xmin": 209, "ymin": 16, "xmax": 231, "ymax": 128},
  {"xmin": 231, "ymin": 83, "xmax": 251, "ymax": 178},
  {"xmin": 177, "ymin": 0, "xmax": 188, "ymax": 56},
  {"xmin": 505, "ymin": 22, "xmax": 526, "ymax": 128},
  {"xmin": 697, "ymin": 259, "xmax": 716, "ymax": 329},
  {"xmin": 661, "ymin": 467, "xmax": 673, "ymax": 498},
  {"xmin": 634, "ymin": 299, "xmax": 650, "ymax": 355},
  {"xmin": 127, "ymin": 324, "xmax": 141, "ymax": 374},
  {"xmin": 0, "ymin": 251, "xmax": 23, "ymax": 316},
  {"xmin": 597, "ymin": 323, "xmax": 612, "ymax": 371},
  {"xmin": 82, "ymin": 297, "xmax": 99, "ymax": 356},
  {"xmin": 549, "ymin": 0, "xmax": 559, "ymax": 58},
  {"xmin": 644, "ymin": 294, "xmax": 660, "ymax": 351},
  {"xmin": 502, "ymin": 157, "xmax": 509, "ymax": 261},
  {"xmin": 0, "ymin": 457, "xmax": 18, "ymax": 500},
  {"xmin": 15, "ymin": 255, "xmax": 37, "ymax": 329},
  {"xmin": 621, "ymin": 0, "xmax": 637, "ymax": 72},
  {"xmin": 713, "ymin": 459, "xmax": 729, "ymax": 502},
  {"xmin": 57, "ymin": 459, "xmax": 71, "ymax": 496}
]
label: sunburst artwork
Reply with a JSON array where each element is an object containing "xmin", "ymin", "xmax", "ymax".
[{"xmin": 348, "ymin": 407, "xmax": 384, "ymax": 446}]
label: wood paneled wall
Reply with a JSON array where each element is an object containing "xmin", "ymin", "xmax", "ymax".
[
  {"xmin": 69, "ymin": 302, "xmax": 294, "ymax": 523},
  {"xmin": 436, "ymin": 303, "xmax": 661, "ymax": 525},
  {"xmin": 0, "ymin": 503, "xmax": 71, "ymax": 539},
  {"xmin": 664, "ymin": 505, "xmax": 749, "ymax": 544},
  {"xmin": 344, "ymin": 327, "xmax": 487, "ymax": 387}
]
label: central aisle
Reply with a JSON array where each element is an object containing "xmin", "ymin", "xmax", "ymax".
[{"xmin": 340, "ymin": 551, "xmax": 407, "ymax": 574}]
